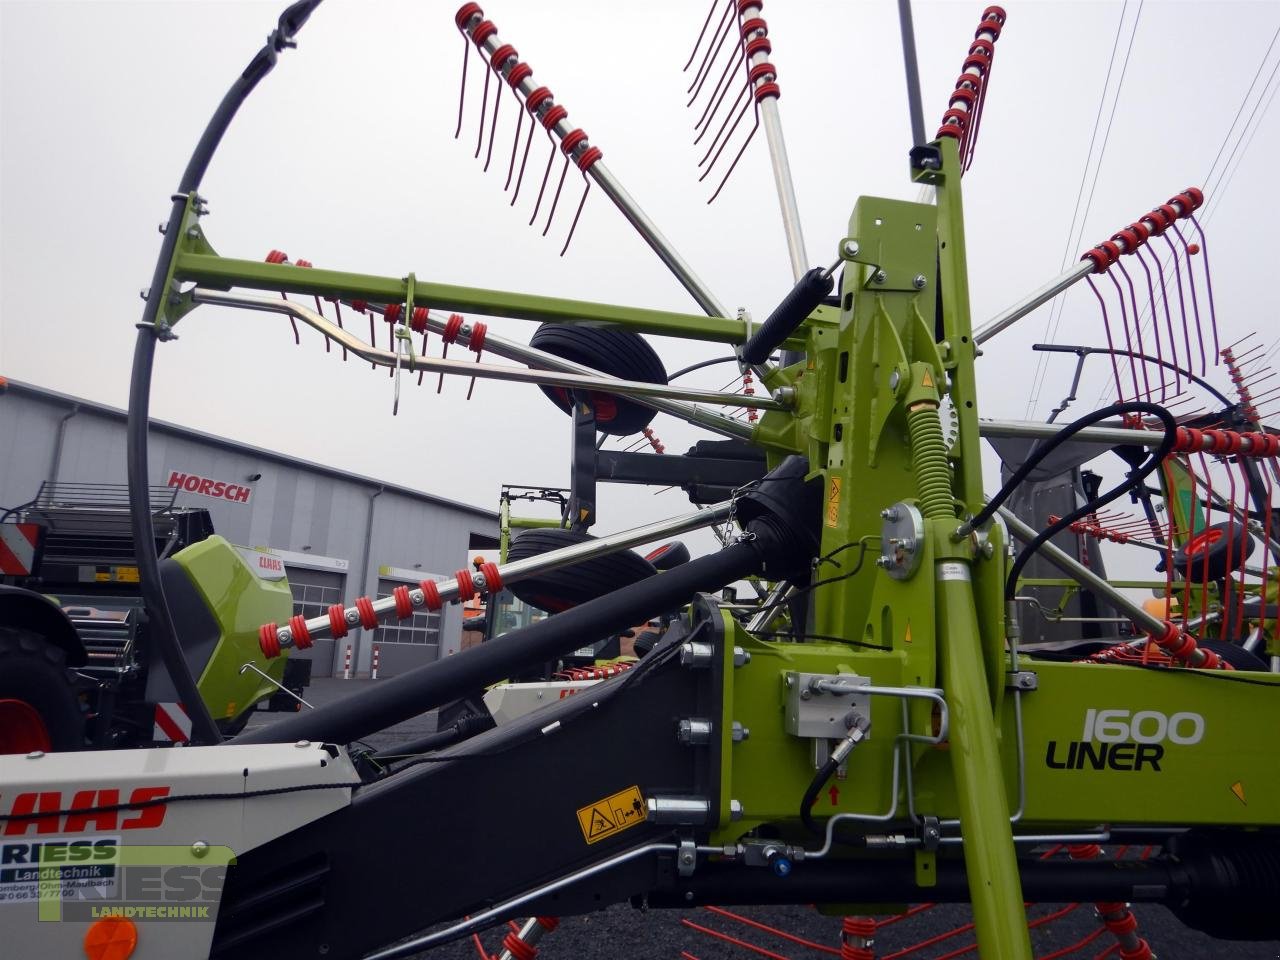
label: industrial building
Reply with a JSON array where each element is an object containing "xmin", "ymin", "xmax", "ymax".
[{"xmin": 0, "ymin": 379, "xmax": 499, "ymax": 678}]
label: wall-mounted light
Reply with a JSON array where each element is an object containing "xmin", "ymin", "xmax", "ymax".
[
  {"xmin": 413, "ymin": 563, "xmax": 422, "ymax": 569},
  {"xmin": 246, "ymin": 472, "xmax": 263, "ymax": 482},
  {"xmin": 302, "ymin": 545, "xmax": 312, "ymax": 552}
]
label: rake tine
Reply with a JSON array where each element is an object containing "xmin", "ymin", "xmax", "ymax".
[
  {"xmin": 559, "ymin": 178, "xmax": 591, "ymax": 257},
  {"xmin": 542, "ymin": 154, "xmax": 571, "ymax": 237},
  {"xmin": 683, "ymin": 0, "xmax": 722, "ymax": 72}
]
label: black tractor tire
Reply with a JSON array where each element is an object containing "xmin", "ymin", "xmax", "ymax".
[
  {"xmin": 0, "ymin": 627, "xmax": 84, "ymax": 752},
  {"xmin": 505, "ymin": 528, "xmax": 658, "ymax": 612},
  {"xmin": 1170, "ymin": 521, "xmax": 1254, "ymax": 582},
  {"xmin": 528, "ymin": 323, "xmax": 668, "ymax": 436},
  {"xmin": 644, "ymin": 541, "xmax": 691, "ymax": 570}
]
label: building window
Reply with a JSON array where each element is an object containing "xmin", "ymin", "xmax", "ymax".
[
  {"xmin": 288, "ymin": 569, "xmax": 345, "ymax": 622},
  {"xmin": 376, "ymin": 577, "xmax": 442, "ymax": 653}
]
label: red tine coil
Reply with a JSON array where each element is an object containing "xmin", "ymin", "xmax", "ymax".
[
  {"xmin": 525, "ymin": 86, "xmax": 553, "ymax": 113},
  {"xmin": 744, "ymin": 36, "xmax": 772, "ymax": 58},
  {"xmin": 443, "ymin": 313, "xmax": 465, "ymax": 343},
  {"xmin": 560, "ymin": 128, "xmax": 588, "ymax": 155},
  {"xmin": 410, "ymin": 307, "xmax": 429, "ymax": 333},
  {"xmin": 265, "ymin": 249, "xmax": 288, "ymax": 264},
  {"xmin": 479, "ymin": 561, "xmax": 503, "ymax": 593},
  {"xmin": 469, "ymin": 321, "xmax": 487, "ymax": 355},
  {"xmin": 753, "ymin": 81, "xmax": 780, "ymax": 103},
  {"xmin": 384, "ymin": 303, "xmax": 403, "ymax": 325},
  {"xmin": 748, "ymin": 62, "xmax": 777, "ymax": 84},
  {"xmin": 420, "ymin": 579, "xmax": 443, "ymax": 611},
  {"xmin": 393, "ymin": 584, "xmax": 413, "ymax": 620},
  {"xmin": 259, "ymin": 623, "xmax": 280, "ymax": 658},
  {"xmin": 507, "ymin": 62, "xmax": 532, "ymax": 88},
  {"xmin": 576, "ymin": 146, "xmax": 603, "ymax": 171},
  {"xmin": 454, "ymin": 3, "xmax": 482, "ymax": 30},
  {"xmin": 736, "ymin": 0, "xmax": 761, "ymax": 12},
  {"xmin": 540, "ymin": 104, "xmax": 568, "ymax": 130},
  {"xmin": 355, "ymin": 596, "xmax": 378, "ymax": 631},
  {"xmin": 328, "ymin": 603, "xmax": 349, "ymax": 640},
  {"xmin": 456, "ymin": 568, "xmax": 476, "ymax": 600},
  {"xmin": 739, "ymin": 17, "xmax": 767, "ymax": 37},
  {"xmin": 471, "ymin": 20, "xmax": 497, "ymax": 47},
  {"xmin": 289, "ymin": 614, "xmax": 313, "ymax": 650},
  {"xmin": 489, "ymin": 43, "xmax": 516, "ymax": 71}
]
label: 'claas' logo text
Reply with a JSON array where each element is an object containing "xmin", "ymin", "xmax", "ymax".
[{"xmin": 1, "ymin": 787, "xmax": 170, "ymax": 836}]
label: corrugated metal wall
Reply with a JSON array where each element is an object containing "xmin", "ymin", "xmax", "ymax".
[{"xmin": 0, "ymin": 382, "xmax": 498, "ymax": 676}]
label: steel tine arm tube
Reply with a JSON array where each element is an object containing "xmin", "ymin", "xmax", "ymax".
[
  {"xmin": 265, "ymin": 501, "xmax": 733, "ymax": 654},
  {"xmin": 235, "ymin": 538, "xmax": 763, "ymax": 746},
  {"xmin": 997, "ymin": 506, "xmax": 1166, "ymax": 636},
  {"xmin": 738, "ymin": 3, "xmax": 807, "ymax": 284},
  {"xmin": 412, "ymin": 307, "xmax": 755, "ymax": 441},
  {"xmin": 980, "ymin": 417, "xmax": 1160, "ymax": 448},
  {"xmin": 461, "ymin": 14, "xmax": 730, "ymax": 319},
  {"xmin": 190, "ymin": 290, "xmax": 780, "ymax": 417},
  {"xmin": 973, "ymin": 260, "xmax": 1093, "ymax": 346}
]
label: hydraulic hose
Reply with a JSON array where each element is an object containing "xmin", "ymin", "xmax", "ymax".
[{"xmin": 128, "ymin": 2, "xmax": 322, "ymax": 745}]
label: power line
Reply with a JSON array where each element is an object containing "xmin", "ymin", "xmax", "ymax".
[{"xmin": 1025, "ymin": 1, "xmax": 1143, "ymax": 418}]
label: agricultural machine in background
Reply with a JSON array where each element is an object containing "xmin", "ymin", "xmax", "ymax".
[
  {"xmin": 0, "ymin": 482, "xmax": 308, "ymax": 751},
  {"xmin": 4, "ymin": 2, "xmax": 1280, "ymax": 959}
]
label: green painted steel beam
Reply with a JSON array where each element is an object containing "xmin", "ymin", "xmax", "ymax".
[{"xmin": 174, "ymin": 253, "xmax": 759, "ymax": 345}]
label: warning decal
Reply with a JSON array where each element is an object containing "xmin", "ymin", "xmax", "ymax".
[
  {"xmin": 825, "ymin": 477, "xmax": 842, "ymax": 528},
  {"xmin": 576, "ymin": 786, "xmax": 645, "ymax": 845}
]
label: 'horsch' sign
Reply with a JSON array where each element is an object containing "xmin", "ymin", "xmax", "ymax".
[{"xmin": 167, "ymin": 470, "xmax": 252, "ymax": 504}]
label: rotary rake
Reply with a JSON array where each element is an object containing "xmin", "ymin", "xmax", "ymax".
[{"xmin": 7, "ymin": 3, "xmax": 1280, "ymax": 960}]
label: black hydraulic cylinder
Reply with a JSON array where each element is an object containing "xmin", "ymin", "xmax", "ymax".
[
  {"xmin": 740, "ymin": 267, "xmax": 834, "ymax": 365},
  {"xmin": 235, "ymin": 539, "xmax": 762, "ymax": 746}
]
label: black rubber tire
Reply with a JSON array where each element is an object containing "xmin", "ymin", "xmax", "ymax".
[
  {"xmin": 0, "ymin": 627, "xmax": 84, "ymax": 752},
  {"xmin": 528, "ymin": 324, "xmax": 667, "ymax": 436},
  {"xmin": 644, "ymin": 541, "xmax": 691, "ymax": 570},
  {"xmin": 505, "ymin": 528, "xmax": 658, "ymax": 612},
  {"xmin": 1170, "ymin": 521, "xmax": 1254, "ymax": 582}
]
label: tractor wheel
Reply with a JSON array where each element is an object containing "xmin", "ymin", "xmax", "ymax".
[
  {"xmin": 505, "ymin": 528, "xmax": 658, "ymax": 612},
  {"xmin": 1171, "ymin": 521, "xmax": 1254, "ymax": 582},
  {"xmin": 0, "ymin": 627, "xmax": 84, "ymax": 753},
  {"xmin": 528, "ymin": 324, "xmax": 667, "ymax": 436}
]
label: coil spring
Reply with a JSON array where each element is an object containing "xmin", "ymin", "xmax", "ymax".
[{"xmin": 906, "ymin": 402, "xmax": 955, "ymax": 520}]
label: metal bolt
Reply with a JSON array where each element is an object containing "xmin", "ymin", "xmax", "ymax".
[
  {"xmin": 913, "ymin": 274, "xmax": 927, "ymax": 289},
  {"xmin": 784, "ymin": 675, "xmax": 794, "ymax": 688},
  {"xmin": 732, "ymin": 722, "xmax": 750, "ymax": 742},
  {"xmin": 730, "ymin": 799, "xmax": 744, "ymax": 820},
  {"xmin": 888, "ymin": 370, "xmax": 901, "ymax": 391},
  {"xmin": 733, "ymin": 646, "xmax": 751, "ymax": 667},
  {"xmin": 26, "ymin": 751, "xmax": 44, "ymax": 760},
  {"xmin": 191, "ymin": 841, "xmax": 209, "ymax": 859},
  {"xmin": 680, "ymin": 851, "xmax": 695, "ymax": 865},
  {"xmin": 799, "ymin": 689, "xmax": 811, "ymax": 700},
  {"xmin": 880, "ymin": 507, "xmax": 900, "ymax": 522},
  {"xmin": 876, "ymin": 556, "xmax": 893, "ymax": 569},
  {"xmin": 139, "ymin": 288, "xmax": 150, "ymax": 301},
  {"xmin": 294, "ymin": 740, "xmax": 312, "ymax": 748},
  {"xmin": 873, "ymin": 270, "xmax": 887, "ymax": 284},
  {"xmin": 981, "ymin": 540, "xmax": 995, "ymax": 560},
  {"xmin": 899, "ymin": 538, "xmax": 916, "ymax": 553},
  {"xmin": 187, "ymin": 227, "xmax": 200, "ymax": 238},
  {"xmin": 842, "ymin": 240, "xmax": 860, "ymax": 258}
]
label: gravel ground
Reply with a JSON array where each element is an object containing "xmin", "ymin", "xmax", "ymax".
[{"xmin": 248, "ymin": 680, "xmax": 1280, "ymax": 959}]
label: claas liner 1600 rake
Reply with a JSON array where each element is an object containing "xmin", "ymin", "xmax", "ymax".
[{"xmin": 5, "ymin": 2, "xmax": 1280, "ymax": 959}]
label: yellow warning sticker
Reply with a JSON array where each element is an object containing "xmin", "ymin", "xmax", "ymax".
[
  {"xmin": 1231, "ymin": 781, "xmax": 1247, "ymax": 806},
  {"xmin": 825, "ymin": 477, "xmax": 842, "ymax": 528},
  {"xmin": 576, "ymin": 785, "xmax": 646, "ymax": 845}
]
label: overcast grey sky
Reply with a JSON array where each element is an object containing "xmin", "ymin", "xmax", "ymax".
[{"xmin": 2, "ymin": 0, "xmax": 1278, "ymax": 562}]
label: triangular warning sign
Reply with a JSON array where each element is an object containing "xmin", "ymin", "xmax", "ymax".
[
  {"xmin": 587, "ymin": 806, "xmax": 617, "ymax": 839},
  {"xmin": 1231, "ymin": 781, "xmax": 1247, "ymax": 806},
  {"xmin": 579, "ymin": 507, "xmax": 590, "ymax": 522},
  {"xmin": 920, "ymin": 370, "xmax": 933, "ymax": 388}
]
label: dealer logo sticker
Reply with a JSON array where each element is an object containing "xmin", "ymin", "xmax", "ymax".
[{"xmin": 576, "ymin": 786, "xmax": 645, "ymax": 845}]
